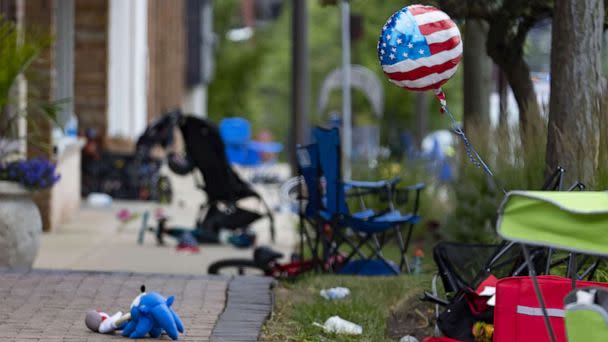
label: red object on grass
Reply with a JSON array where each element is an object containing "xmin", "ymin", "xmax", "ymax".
[
  {"xmin": 422, "ymin": 337, "xmax": 463, "ymax": 342},
  {"xmin": 493, "ymin": 275, "xmax": 608, "ymax": 342}
]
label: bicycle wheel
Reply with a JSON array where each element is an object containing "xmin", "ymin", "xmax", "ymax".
[{"xmin": 207, "ymin": 259, "xmax": 268, "ymax": 276}]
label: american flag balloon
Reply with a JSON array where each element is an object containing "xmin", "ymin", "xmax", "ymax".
[{"xmin": 378, "ymin": 5, "xmax": 462, "ymax": 92}]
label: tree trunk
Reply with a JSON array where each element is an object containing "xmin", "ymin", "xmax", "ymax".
[
  {"xmin": 486, "ymin": 15, "xmax": 543, "ymax": 152},
  {"xmin": 503, "ymin": 57, "xmax": 543, "ymax": 145},
  {"xmin": 463, "ymin": 19, "xmax": 492, "ymax": 141},
  {"xmin": 545, "ymin": 0, "xmax": 603, "ymax": 184},
  {"xmin": 498, "ymin": 68, "xmax": 509, "ymax": 129}
]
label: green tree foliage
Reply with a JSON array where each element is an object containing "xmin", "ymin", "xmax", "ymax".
[
  {"xmin": 207, "ymin": 1, "xmax": 269, "ymax": 127},
  {"xmin": 0, "ymin": 16, "xmax": 57, "ymax": 160},
  {"xmin": 208, "ymin": 1, "xmax": 463, "ymax": 152}
]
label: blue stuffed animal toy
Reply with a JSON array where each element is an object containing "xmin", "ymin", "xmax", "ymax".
[{"xmin": 121, "ymin": 286, "xmax": 185, "ymax": 340}]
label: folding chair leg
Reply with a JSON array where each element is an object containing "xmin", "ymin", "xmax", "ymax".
[
  {"xmin": 372, "ymin": 235, "xmax": 384, "ymax": 258},
  {"xmin": 568, "ymin": 253, "xmax": 577, "ymax": 289},
  {"xmin": 341, "ymin": 234, "xmax": 372, "ymax": 262},
  {"xmin": 581, "ymin": 258, "xmax": 602, "ymax": 280},
  {"xmin": 403, "ymin": 223, "xmax": 415, "ymax": 254},
  {"xmin": 401, "ymin": 223, "xmax": 416, "ymax": 274},
  {"xmin": 544, "ymin": 247, "xmax": 553, "ymax": 275},
  {"xmin": 522, "ymin": 244, "xmax": 557, "ymax": 342},
  {"xmin": 335, "ymin": 232, "xmax": 396, "ymax": 275},
  {"xmin": 351, "ymin": 233, "xmax": 400, "ymax": 275},
  {"xmin": 394, "ymin": 225, "xmax": 411, "ymax": 274},
  {"xmin": 403, "ymin": 256, "xmax": 411, "ymax": 274}
]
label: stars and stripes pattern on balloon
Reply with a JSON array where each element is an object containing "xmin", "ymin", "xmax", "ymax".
[
  {"xmin": 377, "ymin": 5, "xmax": 499, "ymax": 184},
  {"xmin": 377, "ymin": 4, "xmax": 462, "ymax": 92}
]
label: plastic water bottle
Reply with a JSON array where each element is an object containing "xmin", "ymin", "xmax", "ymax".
[
  {"xmin": 320, "ymin": 287, "xmax": 350, "ymax": 300},
  {"xmin": 314, "ymin": 316, "xmax": 362, "ymax": 335},
  {"xmin": 65, "ymin": 113, "xmax": 78, "ymax": 137},
  {"xmin": 413, "ymin": 248, "xmax": 424, "ymax": 275}
]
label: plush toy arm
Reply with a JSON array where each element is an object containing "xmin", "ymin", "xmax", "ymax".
[
  {"xmin": 99, "ymin": 311, "xmax": 123, "ymax": 333},
  {"xmin": 171, "ymin": 309, "xmax": 184, "ymax": 333},
  {"xmin": 115, "ymin": 312, "xmax": 131, "ymax": 327},
  {"xmin": 129, "ymin": 316, "xmax": 154, "ymax": 338},
  {"xmin": 149, "ymin": 326, "xmax": 162, "ymax": 338},
  {"xmin": 121, "ymin": 320, "xmax": 137, "ymax": 337}
]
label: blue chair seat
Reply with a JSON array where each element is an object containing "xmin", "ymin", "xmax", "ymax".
[
  {"xmin": 320, "ymin": 208, "xmax": 376, "ymax": 221},
  {"xmin": 319, "ymin": 209, "xmax": 420, "ymax": 234},
  {"xmin": 344, "ymin": 178, "xmax": 400, "ymax": 190},
  {"xmin": 346, "ymin": 211, "xmax": 420, "ymax": 234},
  {"xmin": 351, "ymin": 209, "xmax": 376, "ymax": 219}
]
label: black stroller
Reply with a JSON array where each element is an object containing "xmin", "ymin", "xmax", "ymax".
[
  {"xmin": 81, "ymin": 128, "xmax": 172, "ymax": 202},
  {"xmin": 137, "ymin": 110, "xmax": 275, "ymax": 245}
]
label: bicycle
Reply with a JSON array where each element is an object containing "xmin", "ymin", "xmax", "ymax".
[{"xmin": 207, "ymin": 245, "xmax": 345, "ymax": 278}]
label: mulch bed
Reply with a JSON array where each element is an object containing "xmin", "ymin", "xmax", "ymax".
[{"xmin": 387, "ymin": 295, "xmax": 437, "ymax": 341}]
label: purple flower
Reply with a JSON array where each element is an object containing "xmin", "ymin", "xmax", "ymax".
[{"xmin": 0, "ymin": 158, "xmax": 61, "ymax": 190}]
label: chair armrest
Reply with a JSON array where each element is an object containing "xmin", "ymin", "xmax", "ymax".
[
  {"xmin": 343, "ymin": 177, "xmax": 401, "ymax": 190},
  {"xmin": 399, "ymin": 183, "xmax": 426, "ymax": 191}
]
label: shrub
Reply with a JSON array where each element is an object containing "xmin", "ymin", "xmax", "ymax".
[{"xmin": 442, "ymin": 114, "xmax": 547, "ymax": 243}]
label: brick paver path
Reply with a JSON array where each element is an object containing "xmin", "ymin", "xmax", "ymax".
[{"xmin": 0, "ymin": 269, "xmax": 230, "ymax": 341}]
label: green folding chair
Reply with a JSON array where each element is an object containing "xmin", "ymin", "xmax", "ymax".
[{"xmin": 497, "ymin": 191, "xmax": 608, "ymax": 342}]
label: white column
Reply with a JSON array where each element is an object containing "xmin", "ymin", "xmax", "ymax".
[
  {"xmin": 107, "ymin": 0, "xmax": 148, "ymax": 139},
  {"xmin": 184, "ymin": 85, "xmax": 207, "ymax": 117}
]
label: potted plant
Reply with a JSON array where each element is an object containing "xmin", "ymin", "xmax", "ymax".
[{"xmin": 0, "ymin": 16, "xmax": 61, "ymax": 268}]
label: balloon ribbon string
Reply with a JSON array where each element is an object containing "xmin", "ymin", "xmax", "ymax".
[{"xmin": 434, "ymin": 88, "xmax": 506, "ymax": 193}]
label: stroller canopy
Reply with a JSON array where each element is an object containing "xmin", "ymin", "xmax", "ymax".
[
  {"xmin": 179, "ymin": 116, "xmax": 258, "ymax": 202},
  {"xmin": 497, "ymin": 191, "xmax": 608, "ymax": 256}
]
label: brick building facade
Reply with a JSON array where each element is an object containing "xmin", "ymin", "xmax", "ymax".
[
  {"xmin": 5, "ymin": 0, "xmax": 190, "ymax": 231},
  {"xmin": 147, "ymin": 0, "xmax": 186, "ymax": 123},
  {"xmin": 74, "ymin": 0, "xmax": 108, "ymax": 138}
]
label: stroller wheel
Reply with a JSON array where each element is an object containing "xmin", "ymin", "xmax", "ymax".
[
  {"xmin": 227, "ymin": 230, "xmax": 256, "ymax": 249},
  {"xmin": 207, "ymin": 259, "xmax": 268, "ymax": 276}
]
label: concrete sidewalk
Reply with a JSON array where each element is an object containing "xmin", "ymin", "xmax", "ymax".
[
  {"xmin": 0, "ymin": 268, "xmax": 274, "ymax": 342},
  {"xmin": 33, "ymin": 166, "xmax": 297, "ymax": 275},
  {"xmin": 22, "ymin": 167, "xmax": 291, "ymax": 341}
]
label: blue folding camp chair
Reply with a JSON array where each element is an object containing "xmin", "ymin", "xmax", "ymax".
[
  {"xmin": 295, "ymin": 143, "xmax": 326, "ymax": 269},
  {"xmin": 219, "ymin": 117, "xmax": 283, "ymax": 166},
  {"xmin": 307, "ymin": 126, "xmax": 425, "ymax": 275}
]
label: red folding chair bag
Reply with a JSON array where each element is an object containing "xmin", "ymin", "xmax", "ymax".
[{"xmin": 493, "ymin": 275, "xmax": 608, "ymax": 342}]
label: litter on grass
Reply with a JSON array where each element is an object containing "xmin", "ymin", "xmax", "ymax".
[
  {"xmin": 313, "ymin": 316, "xmax": 362, "ymax": 335},
  {"xmin": 320, "ymin": 287, "xmax": 350, "ymax": 300}
]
